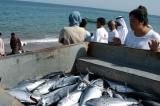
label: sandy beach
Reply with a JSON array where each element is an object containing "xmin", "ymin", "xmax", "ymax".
[{"xmin": 5, "ymin": 41, "xmax": 61, "ymax": 55}]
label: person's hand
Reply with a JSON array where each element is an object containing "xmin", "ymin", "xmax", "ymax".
[
  {"xmin": 148, "ymin": 40, "xmax": 160, "ymax": 52},
  {"xmin": 113, "ymin": 37, "xmax": 121, "ymax": 45}
]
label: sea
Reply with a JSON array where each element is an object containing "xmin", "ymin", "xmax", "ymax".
[{"xmin": 0, "ymin": 0, "xmax": 160, "ymax": 44}]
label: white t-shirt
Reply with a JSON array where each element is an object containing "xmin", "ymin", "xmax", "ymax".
[
  {"xmin": 125, "ymin": 30, "xmax": 160, "ymax": 50},
  {"xmin": 108, "ymin": 29, "xmax": 120, "ymax": 42},
  {"xmin": 93, "ymin": 27, "xmax": 108, "ymax": 43}
]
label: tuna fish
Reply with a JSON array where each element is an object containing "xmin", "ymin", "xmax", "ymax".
[
  {"xmin": 86, "ymin": 97, "xmax": 138, "ymax": 106},
  {"xmin": 11, "ymin": 79, "xmax": 46, "ymax": 92},
  {"xmin": 8, "ymin": 90, "xmax": 35, "ymax": 104},
  {"xmin": 33, "ymin": 76, "xmax": 80, "ymax": 95},
  {"xmin": 26, "ymin": 79, "xmax": 46, "ymax": 91},
  {"xmin": 37, "ymin": 83, "xmax": 79, "ymax": 106},
  {"xmin": 41, "ymin": 71, "xmax": 65, "ymax": 79},
  {"xmin": 57, "ymin": 90, "xmax": 82, "ymax": 106},
  {"xmin": 106, "ymin": 80, "xmax": 135, "ymax": 93},
  {"xmin": 71, "ymin": 103, "xmax": 79, "ymax": 106},
  {"xmin": 79, "ymin": 79, "xmax": 104, "ymax": 106}
]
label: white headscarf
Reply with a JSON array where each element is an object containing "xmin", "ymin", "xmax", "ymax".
[{"xmin": 116, "ymin": 16, "xmax": 128, "ymax": 44}]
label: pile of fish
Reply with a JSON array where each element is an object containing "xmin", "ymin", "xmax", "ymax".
[{"xmin": 7, "ymin": 72, "xmax": 160, "ymax": 106}]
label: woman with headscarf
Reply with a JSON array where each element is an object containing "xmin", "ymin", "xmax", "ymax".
[{"xmin": 59, "ymin": 11, "xmax": 86, "ymax": 45}]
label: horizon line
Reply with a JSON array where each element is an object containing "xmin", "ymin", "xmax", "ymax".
[{"xmin": 17, "ymin": 0, "xmax": 159, "ymax": 17}]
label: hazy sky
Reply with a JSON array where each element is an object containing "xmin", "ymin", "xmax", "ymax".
[{"xmin": 20, "ymin": 0, "xmax": 159, "ymax": 15}]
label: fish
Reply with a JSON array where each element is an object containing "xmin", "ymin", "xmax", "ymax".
[
  {"xmin": 86, "ymin": 97, "xmax": 138, "ymax": 106},
  {"xmin": 36, "ymin": 83, "xmax": 79, "ymax": 106},
  {"xmin": 70, "ymin": 103, "xmax": 79, "ymax": 106},
  {"xmin": 8, "ymin": 90, "xmax": 35, "ymax": 104},
  {"xmin": 33, "ymin": 76, "xmax": 80, "ymax": 95},
  {"xmin": 57, "ymin": 90, "xmax": 82, "ymax": 106},
  {"xmin": 106, "ymin": 80, "xmax": 135, "ymax": 93},
  {"xmin": 79, "ymin": 79, "xmax": 104, "ymax": 106},
  {"xmin": 113, "ymin": 93, "xmax": 124, "ymax": 100},
  {"xmin": 26, "ymin": 79, "xmax": 46, "ymax": 91},
  {"xmin": 10, "ymin": 79, "xmax": 46, "ymax": 92},
  {"xmin": 41, "ymin": 71, "xmax": 65, "ymax": 79}
]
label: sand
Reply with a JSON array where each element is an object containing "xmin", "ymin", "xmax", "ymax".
[{"xmin": 5, "ymin": 41, "xmax": 61, "ymax": 55}]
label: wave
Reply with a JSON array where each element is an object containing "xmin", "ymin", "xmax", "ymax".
[{"xmin": 22, "ymin": 37, "xmax": 58, "ymax": 43}]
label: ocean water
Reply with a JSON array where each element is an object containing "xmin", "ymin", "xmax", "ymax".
[{"xmin": 0, "ymin": 0, "xmax": 160, "ymax": 43}]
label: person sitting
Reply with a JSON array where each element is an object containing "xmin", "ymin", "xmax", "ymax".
[
  {"xmin": 59, "ymin": 11, "xmax": 86, "ymax": 45},
  {"xmin": 93, "ymin": 17, "xmax": 108, "ymax": 43},
  {"xmin": 0, "ymin": 33, "xmax": 5, "ymax": 57},
  {"xmin": 10, "ymin": 32, "xmax": 21, "ymax": 54},
  {"xmin": 116, "ymin": 16, "xmax": 128, "ymax": 44},
  {"xmin": 124, "ymin": 8, "xmax": 160, "ymax": 51},
  {"xmin": 80, "ymin": 18, "xmax": 92, "ymax": 41},
  {"xmin": 107, "ymin": 20, "xmax": 120, "ymax": 44}
]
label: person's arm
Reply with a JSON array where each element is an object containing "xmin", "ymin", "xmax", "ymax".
[
  {"xmin": 93, "ymin": 30, "xmax": 98, "ymax": 42},
  {"xmin": 59, "ymin": 29, "xmax": 65, "ymax": 44},
  {"xmin": 59, "ymin": 28, "xmax": 71, "ymax": 45},
  {"xmin": 111, "ymin": 30, "xmax": 120, "ymax": 43},
  {"xmin": 112, "ymin": 37, "xmax": 122, "ymax": 46},
  {"xmin": 10, "ymin": 39, "xmax": 13, "ymax": 49}
]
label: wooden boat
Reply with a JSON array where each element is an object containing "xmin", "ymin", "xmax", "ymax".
[{"xmin": 0, "ymin": 42, "xmax": 160, "ymax": 105}]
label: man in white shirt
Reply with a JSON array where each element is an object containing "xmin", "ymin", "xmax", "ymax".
[
  {"xmin": 93, "ymin": 17, "xmax": 108, "ymax": 43},
  {"xmin": 108, "ymin": 20, "xmax": 120, "ymax": 44}
]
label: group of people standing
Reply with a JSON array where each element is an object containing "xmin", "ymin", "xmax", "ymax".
[
  {"xmin": 59, "ymin": 5, "xmax": 160, "ymax": 52},
  {"xmin": 0, "ymin": 32, "xmax": 24, "ymax": 57},
  {"xmin": 0, "ymin": 5, "xmax": 159, "ymax": 58}
]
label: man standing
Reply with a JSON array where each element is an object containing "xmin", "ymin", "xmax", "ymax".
[
  {"xmin": 10, "ymin": 32, "xmax": 19, "ymax": 54},
  {"xmin": 93, "ymin": 17, "xmax": 108, "ymax": 43},
  {"xmin": 116, "ymin": 16, "xmax": 128, "ymax": 44},
  {"xmin": 0, "ymin": 33, "xmax": 5, "ymax": 57},
  {"xmin": 10, "ymin": 32, "xmax": 24, "ymax": 54}
]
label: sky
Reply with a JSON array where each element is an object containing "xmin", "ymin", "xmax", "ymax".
[{"xmin": 19, "ymin": 0, "xmax": 159, "ymax": 16}]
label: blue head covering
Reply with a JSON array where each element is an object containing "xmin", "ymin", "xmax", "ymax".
[{"xmin": 69, "ymin": 11, "xmax": 81, "ymax": 26}]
